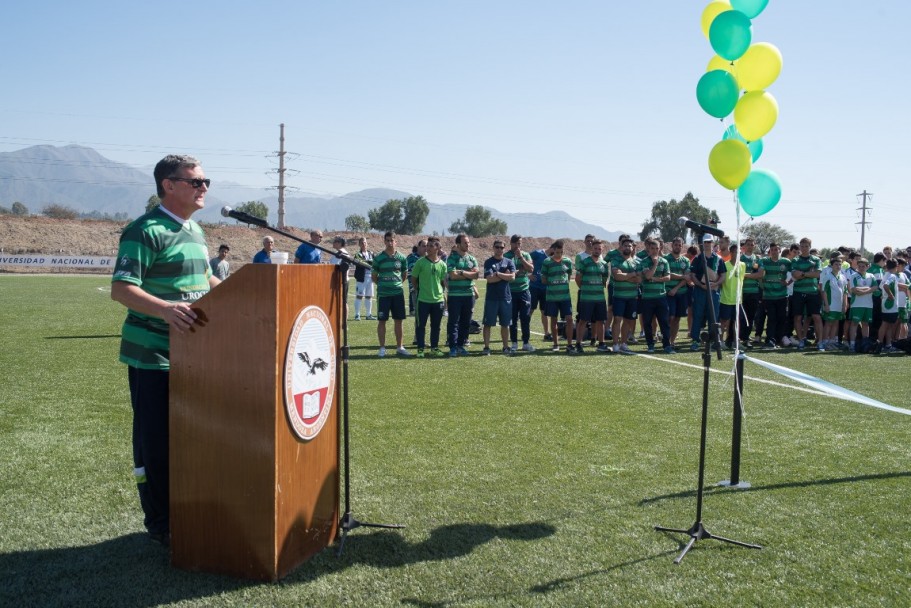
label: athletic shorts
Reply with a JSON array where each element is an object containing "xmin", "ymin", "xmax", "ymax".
[
  {"xmin": 530, "ymin": 288, "xmax": 547, "ymax": 312},
  {"xmin": 577, "ymin": 300, "xmax": 608, "ymax": 322},
  {"xmin": 719, "ymin": 303, "xmax": 737, "ymax": 321},
  {"xmin": 821, "ymin": 310, "xmax": 845, "ymax": 322},
  {"xmin": 377, "ymin": 293, "xmax": 407, "ymax": 321},
  {"xmin": 612, "ymin": 296, "xmax": 638, "ymax": 320},
  {"xmin": 792, "ymin": 291, "xmax": 822, "ymax": 317},
  {"xmin": 545, "ymin": 299, "xmax": 573, "ymax": 319},
  {"xmin": 881, "ymin": 312, "xmax": 899, "ymax": 324},
  {"xmin": 848, "ymin": 307, "xmax": 873, "ymax": 323},
  {"xmin": 483, "ymin": 299, "xmax": 512, "ymax": 327},
  {"xmin": 355, "ymin": 281, "xmax": 374, "ymax": 298},
  {"xmin": 667, "ymin": 291, "xmax": 689, "ymax": 317}
]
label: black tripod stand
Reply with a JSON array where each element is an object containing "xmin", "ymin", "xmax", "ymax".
[
  {"xmin": 334, "ymin": 259, "xmax": 404, "ymax": 556},
  {"xmin": 654, "ymin": 236, "xmax": 761, "ymax": 564},
  {"xmin": 220, "ymin": 208, "xmax": 404, "ymax": 556}
]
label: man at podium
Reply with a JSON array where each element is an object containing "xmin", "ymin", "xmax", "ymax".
[{"xmin": 111, "ymin": 155, "xmax": 221, "ymax": 547}]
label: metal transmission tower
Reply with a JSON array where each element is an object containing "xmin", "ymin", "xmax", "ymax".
[
  {"xmin": 856, "ymin": 190, "xmax": 872, "ymax": 254},
  {"xmin": 267, "ymin": 123, "xmax": 300, "ymax": 229}
]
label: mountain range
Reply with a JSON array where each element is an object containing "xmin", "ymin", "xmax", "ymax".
[{"xmin": 0, "ymin": 145, "xmax": 618, "ymax": 239}]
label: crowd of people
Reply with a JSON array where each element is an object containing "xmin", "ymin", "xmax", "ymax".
[{"xmin": 245, "ymin": 227, "xmax": 911, "ymax": 358}]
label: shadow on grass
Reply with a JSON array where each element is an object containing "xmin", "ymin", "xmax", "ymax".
[
  {"xmin": 638, "ymin": 470, "xmax": 911, "ymax": 505},
  {"xmin": 0, "ymin": 533, "xmax": 255, "ymax": 608},
  {"xmin": 396, "ymin": 549, "xmax": 678, "ymax": 607},
  {"xmin": 289, "ymin": 520, "xmax": 556, "ymax": 579},
  {"xmin": 0, "ymin": 522, "xmax": 556, "ymax": 607},
  {"xmin": 529, "ymin": 549, "xmax": 679, "ymax": 594},
  {"xmin": 45, "ymin": 334, "xmax": 121, "ymax": 339}
]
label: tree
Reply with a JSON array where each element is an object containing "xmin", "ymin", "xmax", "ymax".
[
  {"xmin": 639, "ymin": 192, "xmax": 719, "ymax": 243},
  {"xmin": 145, "ymin": 195, "xmax": 161, "ymax": 213},
  {"xmin": 42, "ymin": 204, "xmax": 79, "ymax": 220},
  {"xmin": 742, "ymin": 221, "xmax": 795, "ymax": 254},
  {"xmin": 345, "ymin": 214, "xmax": 370, "ymax": 232},
  {"xmin": 11, "ymin": 202, "xmax": 28, "ymax": 216},
  {"xmin": 368, "ymin": 196, "xmax": 429, "ymax": 234},
  {"xmin": 0, "ymin": 205, "xmax": 11, "ymax": 215},
  {"xmin": 449, "ymin": 205, "xmax": 508, "ymax": 237},
  {"xmin": 234, "ymin": 200, "xmax": 269, "ymax": 221}
]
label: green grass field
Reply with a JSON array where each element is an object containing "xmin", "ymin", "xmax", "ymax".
[{"xmin": 1, "ymin": 275, "xmax": 910, "ymax": 607}]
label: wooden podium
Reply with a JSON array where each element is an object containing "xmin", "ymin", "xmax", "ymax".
[{"xmin": 169, "ymin": 263, "xmax": 341, "ymax": 580}]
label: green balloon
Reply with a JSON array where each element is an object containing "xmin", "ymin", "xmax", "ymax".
[
  {"xmin": 709, "ymin": 10, "xmax": 753, "ymax": 61},
  {"xmin": 731, "ymin": 0, "xmax": 769, "ymax": 19},
  {"xmin": 697, "ymin": 70, "xmax": 740, "ymax": 118},
  {"xmin": 738, "ymin": 168, "xmax": 781, "ymax": 216}
]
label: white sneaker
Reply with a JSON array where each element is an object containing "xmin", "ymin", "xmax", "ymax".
[
  {"xmin": 619, "ymin": 344, "xmax": 633, "ymax": 355},
  {"xmin": 396, "ymin": 346, "xmax": 411, "ymax": 356},
  {"xmin": 612, "ymin": 344, "xmax": 620, "ymax": 353},
  {"xmin": 511, "ymin": 341, "xmax": 519, "ymax": 351},
  {"xmin": 782, "ymin": 336, "xmax": 792, "ymax": 347},
  {"xmin": 378, "ymin": 347, "xmax": 386, "ymax": 358},
  {"xmin": 522, "ymin": 343, "xmax": 535, "ymax": 352}
]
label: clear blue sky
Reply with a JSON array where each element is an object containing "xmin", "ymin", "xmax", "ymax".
[{"xmin": 1, "ymin": 1, "xmax": 907, "ymax": 251}]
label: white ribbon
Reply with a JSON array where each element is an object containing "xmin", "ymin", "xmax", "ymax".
[{"xmin": 745, "ymin": 355, "xmax": 911, "ymax": 416}]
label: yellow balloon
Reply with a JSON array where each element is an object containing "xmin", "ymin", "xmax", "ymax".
[
  {"xmin": 707, "ymin": 54, "xmax": 738, "ymax": 88},
  {"xmin": 708, "ymin": 139, "xmax": 751, "ymax": 190},
  {"xmin": 737, "ymin": 42, "xmax": 783, "ymax": 91},
  {"xmin": 734, "ymin": 90, "xmax": 779, "ymax": 141},
  {"xmin": 701, "ymin": 1, "xmax": 732, "ymax": 39}
]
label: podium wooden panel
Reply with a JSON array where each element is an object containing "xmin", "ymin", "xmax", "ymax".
[{"xmin": 169, "ymin": 264, "xmax": 340, "ymax": 580}]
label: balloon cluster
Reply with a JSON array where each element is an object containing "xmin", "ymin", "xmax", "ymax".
[{"xmin": 696, "ymin": 0, "xmax": 782, "ymax": 217}]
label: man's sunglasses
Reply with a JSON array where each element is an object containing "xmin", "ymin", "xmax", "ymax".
[{"xmin": 170, "ymin": 177, "xmax": 211, "ymax": 189}]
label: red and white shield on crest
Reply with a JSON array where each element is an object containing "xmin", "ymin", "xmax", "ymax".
[{"xmin": 283, "ymin": 306, "xmax": 336, "ymax": 441}]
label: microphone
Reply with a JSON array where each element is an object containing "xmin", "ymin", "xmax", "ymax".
[
  {"xmin": 221, "ymin": 206, "xmax": 267, "ymax": 227},
  {"xmin": 678, "ymin": 217, "xmax": 725, "ymax": 238}
]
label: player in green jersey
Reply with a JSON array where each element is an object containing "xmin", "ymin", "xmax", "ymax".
[
  {"xmin": 791, "ymin": 237, "xmax": 824, "ymax": 349},
  {"xmin": 504, "ymin": 234, "xmax": 536, "ymax": 352},
  {"xmin": 610, "ymin": 238, "xmax": 641, "ymax": 354},
  {"xmin": 446, "ymin": 234, "xmax": 480, "ymax": 356},
  {"xmin": 638, "ymin": 238, "xmax": 674, "ymax": 353},
  {"xmin": 112, "ymin": 155, "xmax": 220, "ymax": 547},
  {"xmin": 664, "ymin": 237, "xmax": 690, "ymax": 349},
  {"xmin": 372, "ymin": 232, "xmax": 411, "ymax": 357},
  {"xmin": 574, "ymin": 239, "xmax": 610, "ymax": 353},
  {"xmin": 542, "ymin": 240, "xmax": 575, "ymax": 353},
  {"xmin": 758, "ymin": 242, "xmax": 791, "ymax": 348},
  {"xmin": 411, "ymin": 237, "xmax": 448, "ymax": 356}
]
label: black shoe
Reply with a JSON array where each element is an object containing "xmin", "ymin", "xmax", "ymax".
[{"xmin": 149, "ymin": 531, "xmax": 171, "ymax": 547}]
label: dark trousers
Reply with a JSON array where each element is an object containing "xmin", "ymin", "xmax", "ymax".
[
  {"xmin": 128, "ymin": 366, "xmax": 170, "ymax": 535},
  {"xmin": 871, "ymin": 296, "xmax": 883, "ymax": 337},
  {"xmin": 741, "ymin": 292, "xmax": 761, "ymax": 340},
  {"xmin": 416, "ymin": 300, "xmax": 445, "ymax": 349},
  {"xmin": 764, "ymin": 298, "xmax": 788, "ymax": 344},
  {"xmin": 640, "ymin": 297, "xmax": 671, "ymax": 348},
  {"xmin": 509, "ymin": 290, "xmax": 532, "ymax": 344},
  {"xmin": 447, "ymin": 295, "xmax": 474, "ymax": 348},
  {"xmin": 690, "ymin": 288, "xmax": 720, "ymax": 342},
  {"xmin": 753, "ymin": 296, "xmax": 767, "ymax": 340}
]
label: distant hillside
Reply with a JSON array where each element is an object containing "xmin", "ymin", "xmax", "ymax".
[{"xmin": 0, "ymin": 145, "xmax": 620, "ymax": 240}]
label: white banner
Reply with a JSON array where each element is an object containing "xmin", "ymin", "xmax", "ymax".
[{"xmin": 0, "ymin": 255, "xmax": 116, "ymax": 268}]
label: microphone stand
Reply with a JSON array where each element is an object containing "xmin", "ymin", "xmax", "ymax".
[
  {"xmin": 654, "ymin": 232, "xmax": 761, "ymax": 564},
  {"xmin": 231, "ymin": 217, "xmax": 404, "ymax": 556}
]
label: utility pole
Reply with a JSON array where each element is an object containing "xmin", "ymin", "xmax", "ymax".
[
  {"xmin": 276, "ymin": 123, "xmax": 286, "ymax": 229},
  {"xmin": 856, "ymin": 190, "xmax": 872, "ymax": 254}
]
